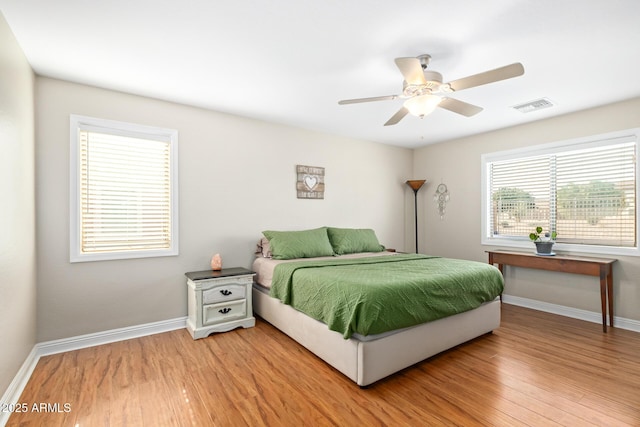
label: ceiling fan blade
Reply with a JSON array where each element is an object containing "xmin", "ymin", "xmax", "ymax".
[
  {"xmin": 446, "ymin": 62, "xmax": 524, "ymax": 92},
  {"xmin": 338, "ymin": 95, "xmax": 399, "ymax": 105},
  {"xmin": 394, "ymin": 57, "xmax": 426, "ymax": 85},
  {"xmin": 439, "ymin": 98, "xmax": 483, "ymax": 117},
  {"xmin": 384, "ymin": 107, "xmax": 409, "ymax": 126}
]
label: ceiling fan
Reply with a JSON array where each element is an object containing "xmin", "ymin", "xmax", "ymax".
[{"xmin": 338, "ymin": 54, "xmax": 524, "ymax": 126}]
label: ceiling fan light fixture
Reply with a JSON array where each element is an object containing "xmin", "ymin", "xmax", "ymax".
[
  {"xmin": 403, "ymin": 95, "xmax": 441, "ymax": 118},
  {"xmin": 402, "ymin": 70, "xmax": 443, "ymax": 97},
  {"xmin": 338, "ymin": 54, "xmax": 524, "ymax": 126}
]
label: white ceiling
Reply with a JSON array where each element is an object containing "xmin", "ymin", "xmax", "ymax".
[{"xmin": 2, "ymin": 1, "xmax": 640, "ymax": 148}]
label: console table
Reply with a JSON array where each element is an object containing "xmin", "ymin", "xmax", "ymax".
[{"xmin": 486, "ymin": 250, "xmax": 616, "ymax": 332}]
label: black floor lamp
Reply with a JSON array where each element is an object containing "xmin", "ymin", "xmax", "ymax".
[{"xmin": 406, "ymin": 180, "xmax": 426, "ymax": 253}]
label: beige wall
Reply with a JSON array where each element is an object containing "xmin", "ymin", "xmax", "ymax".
[
  {"xmin": 35, "ymin": 77, "xmax": 413, "ymax": 341},
  {"xmin": 413, "ymin": 97, "xmax": 640, "ymax": 322},
  {"xmin": 0, "ymin": 13, "xmax": 36, "ymax": 394}
]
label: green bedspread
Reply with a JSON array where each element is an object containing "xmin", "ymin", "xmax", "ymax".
[{"xmin": 269, "ymin": 254, "xmax": 504, "ymax": 339}]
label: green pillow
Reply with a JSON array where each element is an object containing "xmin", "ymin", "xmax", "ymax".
[
  {"xmin": 327, "ymin": 227, "xmax": 385, "ymax": 255},
  {"xmin": 262, "ymin": 227, "xmax": 335, "ymax": 260}
]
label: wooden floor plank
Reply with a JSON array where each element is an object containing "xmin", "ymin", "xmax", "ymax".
[{"xmin": 7, "ymin": 304, "xmax": 640, "ymax": 426}]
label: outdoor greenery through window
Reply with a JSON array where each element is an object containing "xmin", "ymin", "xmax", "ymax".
[
  {"xmin": 70, "ymin": 115, "xmax": 179, "ymax": 262},
  {"xmin": 482, "ymin": 129, "xmax": 638, "ymax": 255}
]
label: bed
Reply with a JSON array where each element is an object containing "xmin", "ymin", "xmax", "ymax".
[{"xmin": 251, "ymin": 227, "xmax": 504, "ymax": 386}]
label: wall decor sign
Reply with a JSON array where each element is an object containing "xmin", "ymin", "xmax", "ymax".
[{"xmin": 296, "ymin": 165, "xmax": 325, "ymax": 199}]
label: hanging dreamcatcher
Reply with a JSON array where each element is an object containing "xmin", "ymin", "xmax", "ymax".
[{"xmin": 433, "ymin": 183, "xmax": 450, "ymax": 220}]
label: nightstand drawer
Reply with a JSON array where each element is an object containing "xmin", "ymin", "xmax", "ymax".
[
  {"xmin": 202, "ymin": 284, "xmax": 246, "ymax": 304},
  {"xmin": 202, "ymin": 299, "xmax": 247, "ymax": 326}
]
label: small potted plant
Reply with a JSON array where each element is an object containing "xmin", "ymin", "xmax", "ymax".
[{"xmin": 529, "ymin": 226, "xmax": 557, "ymax": 255}]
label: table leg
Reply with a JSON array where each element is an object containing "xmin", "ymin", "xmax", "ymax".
[
  {"xmin": 498, "ymin": 263, "xmax": 504, "ymax": 301},
  {"xmin": 599, "ymin": 267, "xmax": 607, "ymax": 332},
  {"xmin": 488, "ymin": 253, "xmax": 504, "ymax": 302},
  {"xmin": 607, "ymin": 266, "xmax": 614, "ymax": 328}
]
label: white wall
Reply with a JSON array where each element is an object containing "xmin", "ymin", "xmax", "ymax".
[
  {"xmin": 0, "ymin": 13, "xmax": 36, "ymax": 395},
  {"xmin": 35, "ymin": 77, "xmax": 413, "ymax": 341},
  {"xmin": 413, "ymin": 97, "xmax": 640, "ymax": 322}
]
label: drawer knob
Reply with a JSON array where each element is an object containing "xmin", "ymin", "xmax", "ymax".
[
  {"xmin": 220, "ymin": 289, "xmax": 232, "ymax": 296},
  {"xmin": 219, "ymin": 308, "xmax": 232, "ymax": 314}
]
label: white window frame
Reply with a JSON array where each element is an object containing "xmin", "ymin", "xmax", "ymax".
[
  {"xmin": 70, "ymin": 115, "xmax": 179, "ymax": 262},
  {"xmin": 481, "ymin": 128, "xmax": 639, "ymax": 257}
]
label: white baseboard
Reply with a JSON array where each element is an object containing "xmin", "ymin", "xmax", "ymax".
[
  {"xmin": 0, "ymin": 317, "xmax": 186, "ymax": 427},
  {"xmin": 0, "ymin": 347, "xmax": 39, "ymax": 427},
  {"xmin": 502, "ymin": 295, "xmax": 640, "ymax": 333},
  {"xmin": 36, "ymin": 316, "xmax": 187, "ymax": 357}
]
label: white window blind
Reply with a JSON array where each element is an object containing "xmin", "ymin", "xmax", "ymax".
[
  {"xmin": 555, "ymin": 143, "xmax": 635, "ymax": 246},
  {"xmin": 484, "ymin": 132, "xmax": 637, "ymax": 254},
  {"xmin": 70, "ymin": 115, "xmax": 178, "ymax": 262}
]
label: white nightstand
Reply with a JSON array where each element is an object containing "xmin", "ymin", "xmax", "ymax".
[{"xmin": 185, "ymin": 267, "xmax": 255, "ymax": 339}]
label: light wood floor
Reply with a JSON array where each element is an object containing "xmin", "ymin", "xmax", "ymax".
[{"xmin": 7, "ymin": 304, "xmax": 640, "ymax": 426}]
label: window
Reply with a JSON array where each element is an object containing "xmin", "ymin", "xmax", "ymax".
[
  {"xmin": 70, "ymin": 115, "xmax": 179, "ymax": 262},
  {"xmin": 481, "ymin": 129, "xmax": 638, "ymax": 256}
]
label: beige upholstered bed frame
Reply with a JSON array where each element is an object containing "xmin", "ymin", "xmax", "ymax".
[{"xmin": 253, "ymin": 284, "xmax": 501, "ymax": 386}]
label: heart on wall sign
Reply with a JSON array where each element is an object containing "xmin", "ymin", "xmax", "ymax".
[
  {"xmin": 303, "ymin": 174, "xmax": 318, "ymax": 191},
  {"xmin": 296, "ymin": 165, "xmax": 325, "ymax": 199}
]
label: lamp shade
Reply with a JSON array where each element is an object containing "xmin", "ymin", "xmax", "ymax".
[
  {"xmin": 403, "ymin": 95, "xmax": 441, "ymax": 118},
  {"xmin": 406, "ymin": 179, "xmax": 426, "ymax": 191}
]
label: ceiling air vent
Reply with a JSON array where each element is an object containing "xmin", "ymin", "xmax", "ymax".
[{"xmin": 512, "ymin": 98, "xmax": 555, "ymax": 113}]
